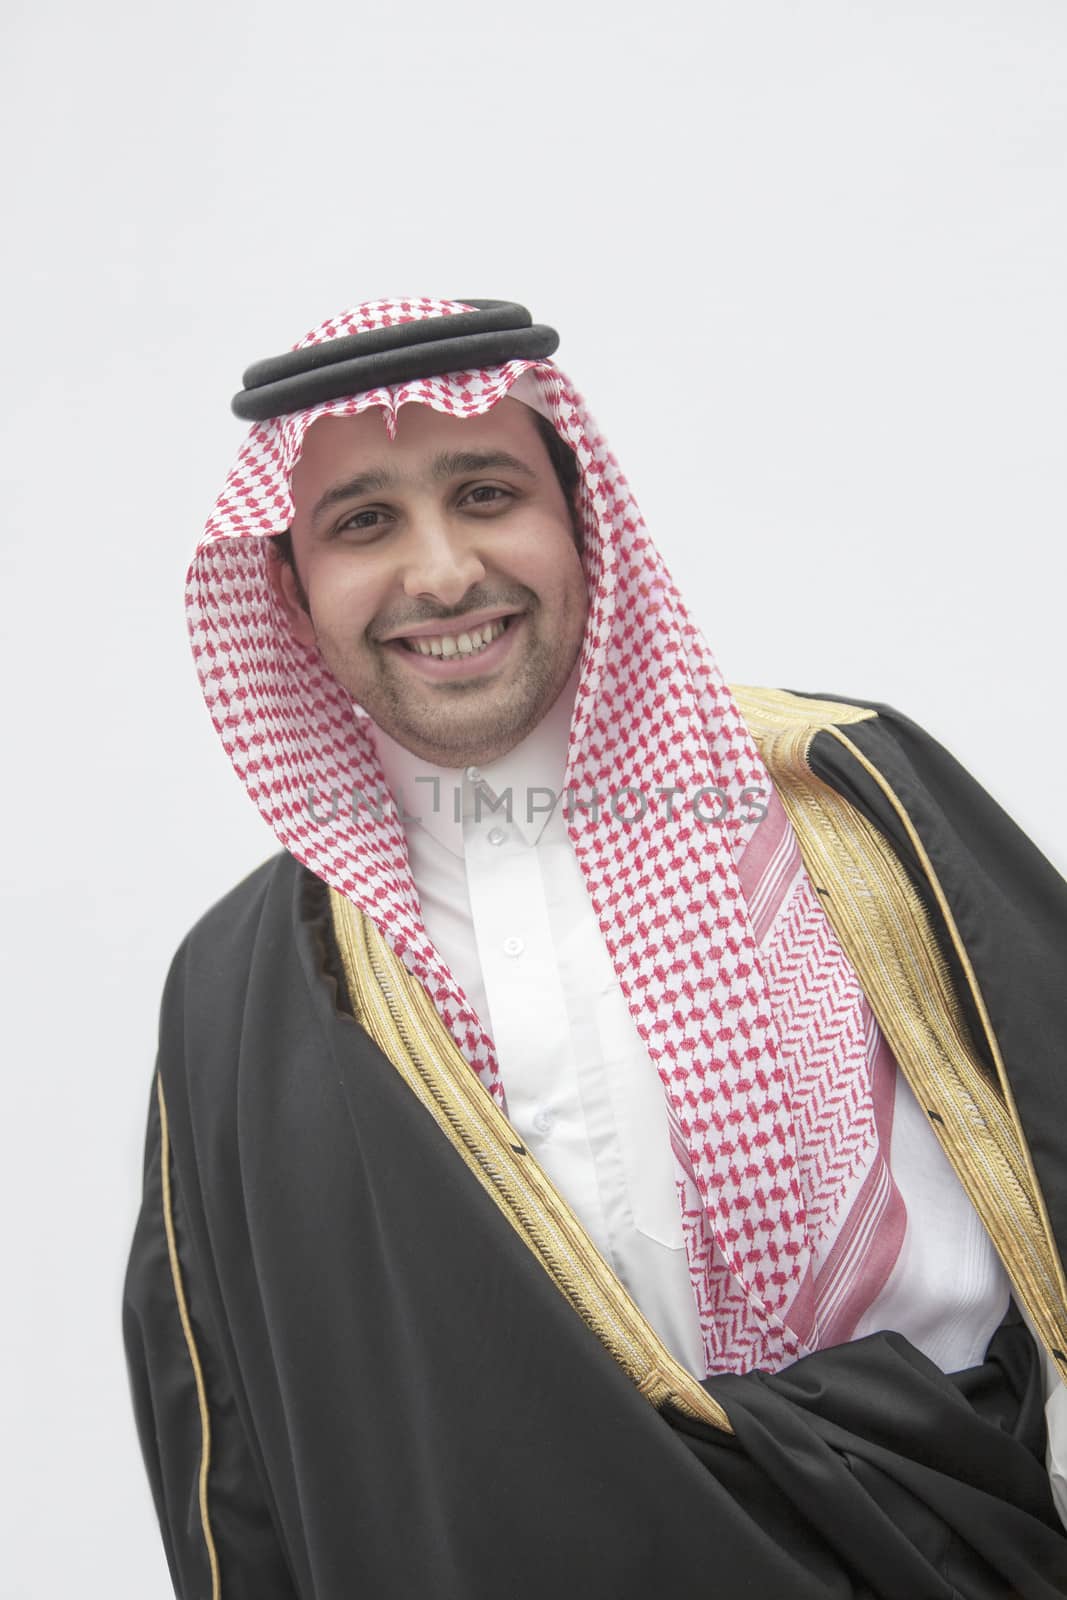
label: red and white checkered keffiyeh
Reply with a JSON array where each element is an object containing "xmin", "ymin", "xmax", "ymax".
[{"xmin": 189, "ymin": 296, "xmax": 905, "ymax": 1375}]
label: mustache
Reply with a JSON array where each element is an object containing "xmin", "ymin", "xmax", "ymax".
[{"xmin": 370, "ymin": 585, "xmax": 533, "ymax": 640}]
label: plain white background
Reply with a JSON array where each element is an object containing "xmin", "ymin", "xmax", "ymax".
[{"xmin": 2, "ymin": 2, "xmax": 1064, "ymax": 1594}]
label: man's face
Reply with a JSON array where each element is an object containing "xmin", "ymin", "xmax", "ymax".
[{"xmin": 278, "ymin": 399, "xmax": 588, "ymax": 769}]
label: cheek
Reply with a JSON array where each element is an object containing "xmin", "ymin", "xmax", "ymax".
[
  {"xmin": 524, "ymin": 524, "xmax": 587, "ymax": 606},
  {"xmin": 557, "ymin": 549, "xmax": 589, "ymax": 628},
  {"xmin": 306, "ymin": 558, "xmax": 381, "ymax": 639}
]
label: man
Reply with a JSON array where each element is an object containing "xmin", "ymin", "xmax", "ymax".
[{"xmin": 123, "ymin": 297, "xmax": 1067, "ymax": 1598}]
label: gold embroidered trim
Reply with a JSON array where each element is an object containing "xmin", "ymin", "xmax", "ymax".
[
  {"xmin": 329, "ymin": 890, "xmax": 732, "ymax": 1433},
  {"xmin": 730, "ymin": 684, "xmax": 878, "ymax": 735},
  {"xmin": 825, "ymin": 726, "xmax": 1067, "ymax": 1370},
  {"xmin": 157, "ymin": 1073, "xmax": 222, "ymax": 1599},
  {"xmin": 732, "ymin": 690, "xmax": 1067, "ymax": 1375}
]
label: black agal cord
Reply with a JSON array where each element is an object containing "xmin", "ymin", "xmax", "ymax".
[{"xmin": 231, "ymin": 300, "xmax": 559, "ymax": 421}]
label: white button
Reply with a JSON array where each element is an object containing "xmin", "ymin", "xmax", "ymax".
[
  {"xmin": 502, "ymin": 936, "xmax": 525, "ymax": 957},
  {"xmin": 487, "ymin": 826, "xmax": 506, "ymax": 846},
  {"xmin": 532, "ymin": 1108, "xmax": 556, "ymax": 1137},
  {"xmin": 465, "ymin": 766, "xmax": 481, "ymax": 783}
]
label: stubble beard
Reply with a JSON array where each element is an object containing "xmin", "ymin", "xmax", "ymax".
[{"xmin": 314, "ymin": 602, "xmax": 578, "ymax": 769}]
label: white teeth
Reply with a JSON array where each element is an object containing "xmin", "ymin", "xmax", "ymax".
[{"xmin": 402, "ymin": 617, "xmax": 509, "ymax": 658}]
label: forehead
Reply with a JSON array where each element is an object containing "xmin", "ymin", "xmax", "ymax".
[{"xmin": 291, "ymin": 396, "xmax": 546, "ymax": 491}]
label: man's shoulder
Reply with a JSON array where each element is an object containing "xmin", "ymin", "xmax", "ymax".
[
  {"xmin": 165, "ymin": 850, "xmax": 311, "ymax": 1012},
  {"xmin": 729, "ymin": 685, "xmax": 967, "ymax": 799},
  {"xmin": 730, "ymin": 684, "xmax": 910, "ymax": 743},
  {"xmin": 733, "ymin": 682, "xmax": 1065, "ymax": 987},
  {"xmin": 157, "ymin": 851, "xmax": 321, "ymax": 1109},
  {"xmin": 730, "ymin": 684, "xmax": 881, "ymax": 729},
  {"xmin": 181, "ymin": 849, "xmax": 304, "ymax": 946}
]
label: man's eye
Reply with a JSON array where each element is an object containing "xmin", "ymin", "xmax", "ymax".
[
  {"xmin": 336, "ymin": 508, "xmax": 385, "ymax": 535},
  {"xmin": 462, "ymin": 485, "xmax": 511, "ymax": 508}
]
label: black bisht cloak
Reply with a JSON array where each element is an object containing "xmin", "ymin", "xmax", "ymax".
[{"xmin": 123, "ymin": 697, "xmax": 1067, "ymax": 1599}]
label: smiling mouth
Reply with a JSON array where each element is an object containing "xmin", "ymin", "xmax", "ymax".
[{"xmin": 396, "ymin": 616, "xmax": 514, "ymax": 659}]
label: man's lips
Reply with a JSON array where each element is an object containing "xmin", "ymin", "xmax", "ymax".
[
  {"xmin": 377, "ymin": 606, "xmax": 523, "ymax": 645},
  {"xmin": 379, "ymin": 613, "xmax": 523, "ymax": 679}
]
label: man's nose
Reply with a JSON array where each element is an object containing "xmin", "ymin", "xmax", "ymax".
[{"xmin": 400, "ymin": 517, "xmax": 486, "ymax": 606}]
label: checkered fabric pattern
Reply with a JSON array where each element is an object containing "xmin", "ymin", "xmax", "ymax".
[{"xmin": 188, "ymin": 297, "xmax": 904, "ymax": 1374}]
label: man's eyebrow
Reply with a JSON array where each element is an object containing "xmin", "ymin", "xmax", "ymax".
[
  {"xmin": 309, "ymin": 449, "xmax": 537, "ymax": 528},
  {"xmin": 430, "ymin": 449, "xmax": 537, "ymax": 483},
  {"xmin": 310, "ymin": 467, "xmax": 395, "ymax": 527}
]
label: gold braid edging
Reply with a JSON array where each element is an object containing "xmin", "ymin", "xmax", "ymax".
[
  {"xmin": 157, "ymin": 1072, "xmax": 221, "ymax": 1599},
  {"xmin": 826, "ymin": 724, "xmax": 1067, "ymax": 1373},
  {"xmin": 732, "ymin": 686, "xmax": 1067, "ymax": 1378},
  {"xmin": 329, "ymin": 890, "xmax": 733, "ymax": 1434}
]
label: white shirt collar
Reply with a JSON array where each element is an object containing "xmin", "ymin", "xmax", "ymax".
[{"xmin": 370, "ymin": 666, "xmax": 578, "ymax": 859}]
